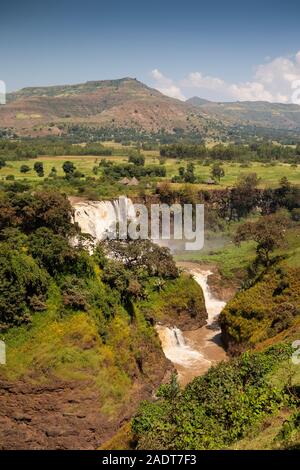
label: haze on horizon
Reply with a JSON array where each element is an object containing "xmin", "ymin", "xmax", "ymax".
[{"xmin": 1, "ymin": 0, "xmax": 300, "ymax": 104}]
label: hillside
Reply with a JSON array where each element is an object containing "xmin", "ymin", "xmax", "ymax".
[
  {"xmin": 0, "ymin": 78, "xmax": 214, "ymax": 137},
  {"xmin": 186, "ymin": 97, "xmax": 300, "ymax": 133},
  {"xmin": 0, "ymin": 189, "xmax": 207, "ymax": 449},
  {"xmin": 1, "ymin": 77, "xmax": 300, "ymax": 140}
]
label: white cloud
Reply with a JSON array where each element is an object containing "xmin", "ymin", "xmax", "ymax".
[
  {"xmin": 181, "ymin": 72, "xmax": 225, "ymax": 90},
  {"xmin": 228, "ymin": 82, "xmax": 275, "ymax": 102},
  {"xmin": 151, "ymin": 51, "xmax": 300, "ymax": 103},
  {"xmin": 150, "ymin": 69, "xmax": 186, "ymax": 101}
]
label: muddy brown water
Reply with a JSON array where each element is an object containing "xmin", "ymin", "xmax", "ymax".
[{"xmin": 156, "ymin": 264, "xmax": 228, "ymax": 386}]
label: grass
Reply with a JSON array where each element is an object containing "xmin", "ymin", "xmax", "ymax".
[
  {"xmin": 230, "ymin": 353, "xmax": 300, "ymax": 450},
  {"xmin": 0, "ymin": 271, "xmax": 203, "ymax": 419},
  {"xmin": 229, "ymin": 410, "xmax": 294, "ymax": 450},
  {"xmin": 175, "ymin": 221, "xmax": 300, "ymax": 279},
  {"xmin": 174, "ymin": 224, "xmax": 257, "ymax": 279},
  {"xmin": 1, "ymin": 143, "xmax": 300, "ymax": 190},
  {"xmin": 99, "ymin": 422, "xmax": 134, "ymax": 450}
]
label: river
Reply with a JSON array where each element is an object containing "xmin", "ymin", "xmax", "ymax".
[{"xmin": 156, "ymin": 264, "xmax": 227, "ymax": 386}]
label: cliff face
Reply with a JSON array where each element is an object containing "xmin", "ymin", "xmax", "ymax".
[
  {"xmin": 0, "ymin": 306, "xmax": 171, "ymax": 449},
  {"xmin": 0, "ymin": 343, "xmax": 171, "ymax": 450}
]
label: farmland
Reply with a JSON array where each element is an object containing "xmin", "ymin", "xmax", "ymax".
[{"xmin": 1, "ymin": 142, "xmax": 300, "ymax": 190}]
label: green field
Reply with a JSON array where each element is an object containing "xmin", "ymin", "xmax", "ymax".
[
  {"xmin": 175, "ymin": 222, "xmax": 300, "ymax": 280},
  {"xmin": 1, "ymin": 152, "xmax": 300, "ymax": 189}
]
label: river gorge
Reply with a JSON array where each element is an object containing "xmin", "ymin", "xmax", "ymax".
[{"xmin": 72, "ymin": 198, "xmax": 229, "ymax": 386}]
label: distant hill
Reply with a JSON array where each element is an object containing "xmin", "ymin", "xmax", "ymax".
[
  {"xmin": 1, "ymin": 77, "xmax": 300, "ymax": 140},
  {"xmin": 186, "ymin": 96, "xmax": 212, "ymax": 106},
  {"xmin": 1, "ymin": 78, "xmax": 216, "ymax": 138},
  {"xmin": 188, "ymin": 97, "xmax": 300, "ymax": 133}
]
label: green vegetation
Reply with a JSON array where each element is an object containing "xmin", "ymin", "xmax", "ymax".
[
  {"xmin": 0, "ymin": 188, "xmax": 206, "ymax": 421},
  {"xmin": 160, "ymin": 142, "xmax": 300, "ymax": 163},
  {"xmin": 1, "ymin": 143, "xmax": 300, "ymax": 203},
  {"xmin": 132, "ymin": 343, "xmax": 297, "ymax": 449},
  {"xmin": 0, "ymin": 139, "xmax": 112, "ymax": 161},
  {"xmin": 220, "ymin": 266, "xmax": 300, "ymax": 349},
  {"xmin": 0, "ymin": 134, "xmax": 300, "ymax": 449}
]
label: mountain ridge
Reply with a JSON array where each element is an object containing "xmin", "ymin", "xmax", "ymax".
[{"xmin": 1, "ymin": 77, "xmax": 300, "ymax": 139}]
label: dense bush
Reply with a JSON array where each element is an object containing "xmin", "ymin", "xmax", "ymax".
[
  {"xmin": 132, "ymin": 344, "xmax": 293, "ymax": 449},
  {"xmin": 220, "ymin": 267, "xmax": 300, "ymax": 348},
  {"xmin": 160, "ymin": 142, "xmax": 300, "ymax": 163},
  {"xmin": 0, "ymin": 244, "xmax": 49, "ymax": 330},
  {"xmin": 0, "ymin": 139, "xmax": 113, "ymax": 160}
]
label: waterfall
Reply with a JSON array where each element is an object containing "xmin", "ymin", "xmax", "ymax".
[
  {"xmin": 72, "ymin": 197, "xmax": 136, "ymax": 243},
  {"xmin": 156, "ymin": 267, "xmax": 227, "ymax": 384},
  {"xmin": 70, "ymin": 198, "xmax": 227, "ymax": 383},
  {"xmin": 173, "ymin": 327, "xmax": 184, "ymax": 346},
  {"xmin": 190, "ymin": 270, "xmax": 226, "ymax": 324},
  {"xmin": 155, "ymin": 325, "xmax": 203, "ymax": 366}
]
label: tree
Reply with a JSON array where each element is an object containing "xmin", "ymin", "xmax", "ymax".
[
  {"xmin": 9, "ymin": 190, "xmax": 76, "ymax": 236},
  {"xmin": 184, "ymin": 162, "xmax": 196, "ymax": 183},
  {"xmin": 0, "ymin": 199, "xmax": 17, "ymax": 231},
  {"xmin": 20, "ymin": 164, "xmax": 31, "ymax": 174},
  {"xmin": 0, "ymin": 244, "xmax": 49, "ymax": 331},
  {"xmin": 179, "ymin": 166, "xmax": 185, "ymax": 178},
  {"xmin": 49, "ymin": 166, "xmax": 57, "ymax": 178},
  {"xmin": 102, "ymin": 240, "xmax": 178, "ymax": 279},
  {"xmin": 128, "ymin": 153, "xmax": 145, "ymax": 166},
  {"xmin": 228, "ymin": 173, "xmax": 261, "ymax": 220},
  {"xmin": 0, "ymin": 157, "xmax": 6, "ymax": 169},
  {"xmin": 29, "ymin": 227, "xmax": 93, "ymax": 277},
  {"xmin": 235, "ymin": 213, "xmax": 288, "ymax": 268},
  {"xmin": 274, "ymin": 177, "xmax": 300, "ymax": 212},
  {"xmin": 211, "ymin": 163, "xmax": 225, "ymax": 182},
  {"xmin": 62, "ymin": 161, "xmax": 76, "ymax": 178},
  {"xmin": 34, "ymin": 162, "xmax": 44, "ymax": 177}
]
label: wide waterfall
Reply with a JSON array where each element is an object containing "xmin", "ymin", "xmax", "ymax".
[{"xmin": 72, "ymin": 197, "xmax": 136, "ymax": 242}]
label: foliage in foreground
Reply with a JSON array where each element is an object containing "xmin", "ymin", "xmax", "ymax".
[{"xmin": 132, "ymin": 343, "xmax": 296, "ymax": 449}]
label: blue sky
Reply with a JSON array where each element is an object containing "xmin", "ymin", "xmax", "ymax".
[{"xmin": 1, "ymin": 0, "xmax": 300, "ymax": 102}]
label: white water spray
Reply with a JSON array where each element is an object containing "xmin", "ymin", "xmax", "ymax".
[
  {"xmin": 191, "ymin": 270, "xmax": 226, "ymax": 324},
  {"xmin": 155, "ymin": 326, "xmax": 203, "ymax": 366}
]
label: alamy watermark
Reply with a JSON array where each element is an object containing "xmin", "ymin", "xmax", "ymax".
[
  {"xmin": 76, "ymin": 198, "xmax": 205, "ymax": 250},
  {"xmin": 0, "ymin": 340, "xmax": 6, "ymax": 365},
  {"xmin": 291, "ymin": 80, "xmax": 300, "ymax": 105},
  {"xmin": 291, "ymin": 340, "xmax": 300, "ymax": 365},
  {"xmin": 0, "ymin": 80, "xmax": 6, "ymax": 105}
]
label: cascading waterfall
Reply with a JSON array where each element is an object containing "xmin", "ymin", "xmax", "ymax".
[
  {"xmin": 156, "ymin": 268, "xmax": 227, "ymax": 384},
  {"xmin": 70, "ymin": 198, "xmax": 227, "ymax": 384},
  {"xmin": 72, "ymin": 197, "xmax": 136, "ymax": 243},
  {"xmin": 155, "ymin": 326, "xmax": 203, "ymax": 366},
  {"xmin": 191, "ymin": 270, "xmax": 226, "ymax": 324}
]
